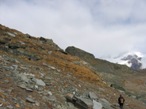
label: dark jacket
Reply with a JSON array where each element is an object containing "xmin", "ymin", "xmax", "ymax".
[{"xmin": 118, "ymin": 95, "xmax": 125, "ymax": 105}]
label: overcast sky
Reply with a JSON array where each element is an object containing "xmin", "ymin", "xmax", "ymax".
[{"xmin": 0, "ymin": 0, "xmax": 146, "ymax": 59}]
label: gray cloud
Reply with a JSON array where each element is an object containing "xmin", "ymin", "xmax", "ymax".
[{"xmin": 0, "ymin": 0, "xmax": 146, "ymax": 58}]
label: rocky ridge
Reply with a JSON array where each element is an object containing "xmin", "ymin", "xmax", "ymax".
[
  {"xmin": 0, "ymin": 24, "xmax": 146, "ymax": 109},
  {"xmin": 107, "ymin": 52, "xmax": 144, "ymax": 70}
]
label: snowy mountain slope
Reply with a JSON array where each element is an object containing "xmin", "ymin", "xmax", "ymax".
[{"xmin": 107, "ymin": 52, "xmax": 146, "ymax": 70}]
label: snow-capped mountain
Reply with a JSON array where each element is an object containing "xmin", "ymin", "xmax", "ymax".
[{"xmin": 107, "ymin": 52, "xmax": 146, "ymax": 70}]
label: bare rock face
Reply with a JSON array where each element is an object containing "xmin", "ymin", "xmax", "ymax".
[
  {"xmin": 65, "ymin": 46, "xmax": 95, "ymax": 61},
  {"xmin": 65, "ymin": 92, "xmax": 115, "ymax": 109},
  {"xmin": 121, "ymin": 54, "xmax": 142, "ymax": 70}
]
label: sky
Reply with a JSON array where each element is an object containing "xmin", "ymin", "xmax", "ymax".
[{"xmin": 0, "ymin": 0, "xmax": 146, "ymax": 59}]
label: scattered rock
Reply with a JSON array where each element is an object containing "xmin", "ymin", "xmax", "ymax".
[
  {"xmin": 93, "ymin": 100, "xmax": 102, "ymax": 109},
  {"xmin": 99, "ymin": 98, "xmax": 113, "ymax": 109},
  {"xmin": 7, "ymin": 105, "xmax": 14, "ymax": 109},
  {"xmin": 0, "ymin": 104, "xmax": 3, "ymax": 107},
  {"xmin": 48, "ymin": 95, "xmax": 57, "ymax": 102},
  {"xmin": 48, "ymin": 51, "xmax": 52, "ymax": 55},
  {"xmin": 66, "ymin": 93, "xmax": 93, "ymax": 109},
  {"xmin": 25, "ymin": 34, "xmax": 32, "ymax": 38},
  {"xmin": 33, "ymin": 78, "xmax": 46, "ymax": 86},
  {"xmin": 18, "ymin": 84, "xmax": 33, "ymax": 92},
  {"xmin": 7, "ymin": 32, "xmax": 16, "ymax": 37},
  {"xmin": 65, "ymin": 93, "xmax": 74, "ymax": 102},
  {"xmin": 18, "ymin": 73, "xmax": 29, "ymax": 83},
  {"xmin": 26, "ymin": 97, "xmax": 35, "ymax": 103},
  {"xmin": 15, "ymin": 103, "xmax": 20, "ymax": 108},
  {"xmin": 88, "ymin": 92, "xmax": 98, "ymax": 100},
  {"xmin": 75, "ymin": 97, "xmax": 93, "ymax": 109}
]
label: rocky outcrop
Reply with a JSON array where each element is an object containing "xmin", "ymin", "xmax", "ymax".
[
  {"xmin": 65, "ymin": 92, "xmax": 113, "ymax": 109},
  {"xmin": 66, "ymin": 46, "xmax": 95, "ymax": 62}
]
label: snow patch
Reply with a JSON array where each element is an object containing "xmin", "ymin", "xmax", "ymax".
[{"xmin": 105, "ymin": 51, "xmax": 146, "ymax": 69}]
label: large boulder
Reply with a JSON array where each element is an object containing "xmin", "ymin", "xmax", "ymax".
[{"xmin": 65, "ymin": 93, "xmax": 93, "ymax": 109}]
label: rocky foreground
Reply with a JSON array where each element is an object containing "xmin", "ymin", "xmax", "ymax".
[{"xmin": 0, "ymin": 24, "xmax": 146, "ymax": 109}]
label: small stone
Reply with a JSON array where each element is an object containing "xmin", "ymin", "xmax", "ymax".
[
  {"xmin": 48, "ymin": 91, "xmax": 52, "ymax": 96},
  {"xmin": 4, "ymin": 79, "xmax": 9, "ymax": 83},
  {"xmin": 0, "ymin": 104, "xmax": 3, "ymax": 107},
  {"xmin": 48, "ymin": 51, "xmax": 52, "ymax": 55},
  {"xmin": 18, "ymin": 84, "xmax": 33, "ymax": 92},
  {"xmin": 34, "ymin": 85, "xmax": 39, "ymax": 89},
  {"xmin": 65, "ymin": 93, "xmax": 74, "ymax": 101},
  {"xmin": 35, "ymin": 102, "xmax": 40, "ymax": 106},
  {"xmin": 33, "ymin": 78, "xmax": 46, "ymax": 86},
  {"xmin": 48, "ymin": 95, "xmax": 56, "ymax": 102},
  {"xmin": 89, "ymin": 92, "xmax": 98, "ymax": 100},
  {"xmin": 7, "ymin": 32, "xmax": 16, "ymax": 37},
  {"xmin": 7, "ymin": 105, "xmax": 14, "ymax": 109},
  {"xmin": 15, "ymin": 103, "xmax": 20, "ymax": 108},
  {"xmin": 25, "ymin": 88, "xmax": 33, "ymax": 92},
  {"xmin": 26, "ymin": 97, "xmax": 35, "ymax": 103},
  {"xmin": 18, "ymin": 84, "xmax": 26, "ymax": 89}
]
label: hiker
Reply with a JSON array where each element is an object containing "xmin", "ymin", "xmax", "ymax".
[{"xmin": 118, "ymin": 95, "xmax": 125, "ymax": 109}]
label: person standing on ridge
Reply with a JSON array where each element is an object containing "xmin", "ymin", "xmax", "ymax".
[{"xmin": 118, "ymin": 95, "xmax": 125, "ymax": 109}]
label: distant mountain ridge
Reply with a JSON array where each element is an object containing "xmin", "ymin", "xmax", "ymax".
[{"xmin": 106, "ymin": 52, "xmax": 146, "ymax": 70}]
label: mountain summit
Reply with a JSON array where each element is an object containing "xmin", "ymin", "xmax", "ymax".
[{"xmin": 107, "ymin": 52, "xmax": 146, "ymax": 70}]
